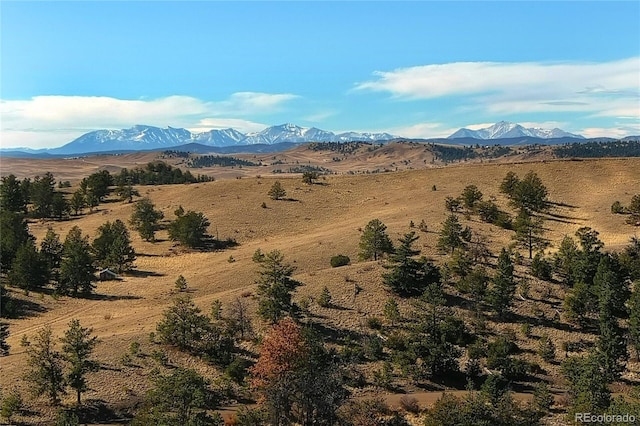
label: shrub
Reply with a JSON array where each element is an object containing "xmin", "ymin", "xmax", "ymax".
[
  {"xmin": 363, "ymin": 335, "xmax": 384, "ymax": 360},
  {"xmin": 521, "ymin": 323, "xmax": 532, "ymax": 337},
  {"xmin": 399, "ymin": 395, "xmax": 420, "ymax": 413},
  {"xmin": 366, "ymin": 317, "xmax": 382, "ymax": 330},
  {"xmin": 330, "ymin": 254, "xmax": 351, "ymax": 267},
  {"xmin": 611, "ymin": 201, "xmax": 625, "ymax": 214},
  {"xmin": 538, "ymin": 334, "xmax": 556, "ymax": 362},
  {"xmin": 151, "ymin": 349, "xmax": 169, "ymax": 366},
  {"xmin": 129, "ymin": 341, "xmax": 141, "ymax": 356},
  {"xmin": 317, "ymin": 286, "xmax": 332, "ymax": 308},
  {"xmin": 531, "ymin": 253, "xmax": 553, "ymax": 281},
  {"xmin": 175, "ymin": 275, "xmax": 188, "ymax": 292},
  {"xmin": 225, "ymin": 357, "xmax": 252, "ymax": 384}
]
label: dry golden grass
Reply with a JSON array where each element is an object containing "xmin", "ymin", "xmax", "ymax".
[{"xmin": 1, "ymin": 153, "xmax": 639, "ymax": 424}]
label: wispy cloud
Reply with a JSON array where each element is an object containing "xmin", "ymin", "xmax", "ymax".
[
  {"xmin": 0, "ymin": 93, "xmax": 299, "ymax": 148},
  {"xmin": 354, "ymin": 58, "xmax": 640, "ymax": 121}
]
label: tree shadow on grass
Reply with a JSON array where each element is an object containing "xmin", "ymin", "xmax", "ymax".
[
  {"xmin": 123, "ymin": 270, "xmax": 165, "ymax": 278},
  {"xmin": 85, "ymin": 293, "xmax": 142, "ymax": 301},
  {"xmin": 2, "ymin": 296, "xmax": 48, "ymax": 319}
]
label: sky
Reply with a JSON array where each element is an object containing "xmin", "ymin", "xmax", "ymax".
[{"xmin": 1, "ymin": 1, "xmax": 639, "ymax": 149}]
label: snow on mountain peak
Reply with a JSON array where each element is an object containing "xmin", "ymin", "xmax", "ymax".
[{"xmin": 448, "ymin": 122, "xmax": 584, "ymax": 140}]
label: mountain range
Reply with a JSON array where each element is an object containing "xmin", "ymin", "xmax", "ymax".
[
  {"xmin": 2, "ymin": 122, "xmax": 594, "ymax": 156},
  {"xmin": 49, "ymin": 123, "xmax": 397, "ymax": 155},
  {"xmin": 448, "ymin": 121, "xmax": 585, "ymax": 140}
]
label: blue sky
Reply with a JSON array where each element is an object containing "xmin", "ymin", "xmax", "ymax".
[{"xmin": 1, "ymin": 1, "xmax": 639, "ymax": 149}]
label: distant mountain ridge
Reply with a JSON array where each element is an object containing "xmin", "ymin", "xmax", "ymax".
[
  {"xmin": 50, "ymin": 123, "xmax": 397, "ymax": 155},
  {"xmin": 448, "ymin": 121, "xmax": 584, "ymax": 140}
]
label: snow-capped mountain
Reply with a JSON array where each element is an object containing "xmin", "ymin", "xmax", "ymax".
[
  {"xmin": 448, "ymin": 121, "xmax": 584, "ymax": 140},
  {"xmin": 50, "ymin": 124, "xmax": 398, "ymax": 155}
]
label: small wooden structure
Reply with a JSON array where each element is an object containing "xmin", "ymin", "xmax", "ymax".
[{"xmin": 98, "ymin": 268, "xmax": 118, "ymax": 281}]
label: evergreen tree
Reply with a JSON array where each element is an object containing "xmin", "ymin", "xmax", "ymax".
[
  {"xmin": 168, "ymin": 209, "xmax": 210, "ymax": 248},
  {"xmin": 0, "ymin": 210, "xmax": 33, "ymax": 271},
  {"xmin": 513, "ymin": 210, "xmax": 547, "ymax": 259},
  {"xmin": 51, "ymin": 192, "xmax": 70, "ymax": 220},
  {"xmin": 254, "ymin": 250, "xmax": 301, "ymax": 323},
  {"xmin": 629, "ymin": 283, "xmax": 640, "ymax": 361},
  {"xmin": 60, "ymin": 319, "xmax": 99, "ymax": 405},
  {"xmin": 83, "ymin": 170, "xmax": 113, "ymax": 202},
  {"xmin": 487, "ymin": 248, "xmax": 516, "ymax": 318},
  {"xmin": 69, "ymin": 190, "xmax": 86, "ymax": 216},
  {"xmin": 506, "ymin": 171, "xmax": 550, "ymax": 214},
  {"xmin": 156, "ymin": 296, "xmax": 234, "ymax": 364},
  {"xmin": 129, "ymin": 197, "xmax": 164, "ymax": 242},
  {"xmin": 595, "ymin": 258, "xmax": 628, "ymax": 382},
  {"xmin": 562, "ymin": 353, "xmax": 611, "ymax": 415},
  {"xmin": 574, "ymin": 227, "xmax": 605, "ymax": 286},
  {"xmin": 358, "ymin": 219, "xmax": 394, "ymax": 261},
  {"xmin": 31, "ymin": 172, "xmax": 56, "ymax": 218},
  {"xmin": 59, "ymin": 227, "xmax": 95, "ymax": 296},
  {"xmin": 0, "ymin": 174, "xmax": 27, "ymax": 213},
  {"xmin": 383, "ymin": 232, "xmax": 441, "ymax": 297},
  {"xmin": 620, "ymin": 236, "xmax": 640, "ymax": 281},
  {"xmin": 461, "ymin": 185, "xmax": 483, "ymax": 210},
  {"xmin": 383, "ymin": 298, "xmax": 401, "ymax": 325},
  {"xmin": 553, "ymin": 235, "xmax": 580, "ymax": 286},
  {"xmin": 437, "ymin": 214, "xmax": 466, "ymax": 254},
  {"xmin": 115, "ymin": 180, "xmax": 139, "ymax": 203},
  {"xmin": 268, "ymin": 180, "xmax": 287, "ymax": 200},
  {"xmin": 8, "ymin": 240, "xmax": 49, "ymax": 291},
  {"xmin": 24, "ymin": 325, "xmax": 66, "ymax": 405},
  {"xmin": 156, "ymin": 296, "xmax": 212, "ymax": 351},
  {"xmin": 135, "ymin": 368, "xmax": 220, "ymax": 425},
  {"xmin": 92, "ymin": 219, "xmax": 136, "ymax": 273},
  {"xmin": 499, "ymin": 171, "xmax": 520, "ymax": 198},
  {"xmin": 0, "ymin": 322, "xmax": 9, "ymax": 356},
  {"xmin": 41, "ymin": 228, "xmax": 64, "ymax": 284}
]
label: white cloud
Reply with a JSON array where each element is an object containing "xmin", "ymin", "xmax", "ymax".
[
  {"xmin": 355, "ymin": 58, "xmax": 640, "ymax": 121},
  {"xmin": 580, "ymin": 124, "xmax": 640, "ymax": 139},
  {"xmin": 0, "ymin": 93, "xmax": 299, "ymax": 148}
]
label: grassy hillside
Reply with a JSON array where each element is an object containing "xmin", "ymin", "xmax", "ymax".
[{"xmin": 1, "ymin": 157, "xmax": 639, "ymax": 424}]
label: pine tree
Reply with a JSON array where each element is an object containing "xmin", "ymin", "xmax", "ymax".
[
  {"xmin": 513, "ymin": 210, "xmax": 547, "ymax": 259},
  {"xmin": 254, "ymin": 250, "xmax": 301, "ymax": 323},
  {"xmin": 175, "ymin": 275, "xmax": 188, "ymax": 292},
  {"xmin": 437, "ymin": 214, "xmax": 465, "ymax": 254},
  {"xmin": 595, "ymin": 258, "xmax": 628, "ymax": 382},
  {"xmin": 0, "ymin": 174, "xmax": 27, "ymax": 213},
  {"xmin": 168, "ymin": 210, "xmax": 210, "ymax": 248},
  {"xmin": 41, "ymin": 228, "xmax": 64, "ymax": 284},
  {"xmin": 129, "ymin": 197, "xmax": 164, "ymax": 241},
  {"xmin": 461, "ymin": 185, "xmax": 483, "ymax": 210},
  {"xmin": 8, "ymin": 240, "xmax": 49, "ymax": 291},
  {"xmin": 115, "ymin": 180, "xmax": 139, "ymax": 203},
  {"xmin": 268, "ymin": 181, "xmax": 286, "ymax": 200},
  {"xmin": 383, "ymin": 298, "xmax": 400, "ymax": 325},
  {"xmin": 92, "ymin": 219, "xmax": 136, "ymax": 273},
  {"xmin": 358, "ymin": 219, "xmax": 394, "ymax": 261},
  {"xmin": 69, "ymin": 190, "xmax": 86, "ymax": 216},
  {"xmin": 487, "ymin": 248, "xmax": 516, "ymax": 318},
  {"xmin": 629, "ymin": 283, "xmax": 640, "ymax": 361},
  {"xmin": 31, "ymin": 172, "xmax": 56, "ymax": 218},
  {"xmin": 0, "ymin": 322, "xmax": 9, "ymax": 356},
  {"xmin": 383, "ymin": 232, "xmax": 440, "ymax": 297},
  {"xmin": 0, "ymin": 210, "xmax": 33, "ymax": 271},
  {"xmin": 60, "ymin": 319, "xmax": 99, "ymax": 405},
  {"xmin": 24, "ymin": 325, "xmax": 66, "ymax": 405},
  {"xmin": 59, "ymin": 226, "xmax": 95, "ymax": 296}
]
